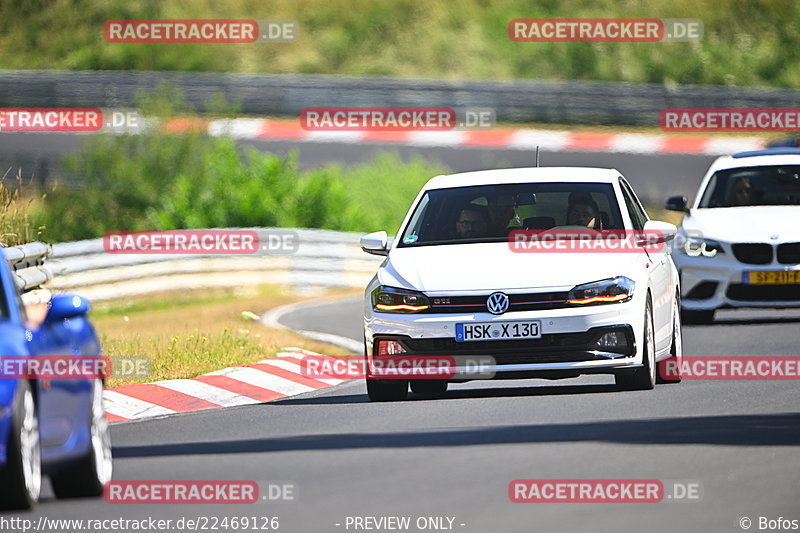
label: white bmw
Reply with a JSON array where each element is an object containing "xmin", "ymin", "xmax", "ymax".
[
  {"xmin": 666, "ymin": 149, "xmax": 800, "ymax": 323},
  {"xmin": 360, "ymin": 167, "xmax": 683, "ymax": 401}
]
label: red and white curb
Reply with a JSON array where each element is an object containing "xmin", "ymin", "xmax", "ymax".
[
  {"xmin": 165, "ymin": 117, "xmax": 767, "ymax": 155},
  {"xmin": 103, "ymin": 348, "xmax": 344, "ymax": 423}
]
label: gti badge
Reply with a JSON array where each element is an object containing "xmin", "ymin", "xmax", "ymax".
[{"xmin": 486, "ymin": 292, "xmax": 510, "ymax": 315}]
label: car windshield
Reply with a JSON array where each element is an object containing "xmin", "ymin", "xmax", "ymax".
[
  {"xmin": 698, "ymin": 165, "xmax": 800, "ymax": 208},
  {"xmin": 398, "ymin": 182, "xmax": 624, "ymax": 247}
]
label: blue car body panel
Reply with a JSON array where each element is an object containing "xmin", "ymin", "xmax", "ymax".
[{"xmin": 0, "ymin": 247, "xmax": 101, "ymax": 474}]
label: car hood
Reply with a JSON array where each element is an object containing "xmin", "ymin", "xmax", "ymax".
[
  {"xmin": 684, "ymin": 206, "xmax": 800, "ymax": 243},
  {"xmin": 380, "ymin": 242, "xmax": 642, "ymax": 292}
]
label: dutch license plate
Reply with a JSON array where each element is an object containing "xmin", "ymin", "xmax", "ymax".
[
  {"xmin": 455, "ymin": 321, "xmax": 541, "ymax": 342},
  {"xmin": 745, "ymin": 270, "xmax": 800, "ymax": 285}
]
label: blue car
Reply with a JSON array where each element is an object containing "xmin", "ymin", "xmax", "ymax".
[{"xmin": 0, "ymin": 247, "xmax": 112, "ymax": 510}]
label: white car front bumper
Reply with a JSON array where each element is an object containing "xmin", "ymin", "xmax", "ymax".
[{"xmin": 364, "ymin": 296, "xmax": 646, "ymax": 378}]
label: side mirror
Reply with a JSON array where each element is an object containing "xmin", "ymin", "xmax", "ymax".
[
  {"xmin": 664, "ymin": 195, "xmax": 689, "ymax": 212},
  {"xmin": 360, "ymin": 231, "xmax": 389, "ymax": 256},
  {"xmin": 45, "ymin": 294, "xmax": 90, "ymax": 323},
  {"xmin": 641, "ymin": 220, "xmax": 678, "ymax": 245}
]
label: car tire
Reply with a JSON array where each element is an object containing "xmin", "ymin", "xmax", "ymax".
[
  {"xmin": 657, "ymin": 295, "xmax": 683, "ymax": 384},
  {"xmin": 51, "ymin": 379, "xmax": 113, "ymax": 498},
  {"xmin": 0, "ymin": 380, "xmax": 41, "ymax": 510},
  {"xmin": 366, "ymin": 379, "xmax": 409, "ymax": 402},
  {"xmin": 410, "ymin": 380, "xmax": 448, "ymax": 396},
  {"xmin": 616, "ymin": 297, "xmax": 656, "ymax": 391},
  {"xmin": 681, "ymin": 309, "xmax": 715, "ymax": 324}
]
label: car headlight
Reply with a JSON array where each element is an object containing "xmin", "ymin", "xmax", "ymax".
[
  {"xmin": 681, "ymin": 236, "xmax": 725, "ymax": 257},
  {"xmin": 372, "ymin": 286, "xmax": 430, "ymax": 313},
  {"xmin": 567, "ymin": 276, "xmax": 635, "ymax": 305}
]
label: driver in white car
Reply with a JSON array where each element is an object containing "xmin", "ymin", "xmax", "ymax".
[
  {"xmin": 454, "ymin": 205, "xmax": 490, "ymax": 239},
  {"xmin": 566, "ymin": 194, "xmax": 601, "ymax": 229}
]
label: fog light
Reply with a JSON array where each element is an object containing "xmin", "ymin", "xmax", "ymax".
[
  {"xmin": 596, "ymin": 331, "xmax": 627, "ymax": 348},
  {"xmin": 377, "ymin": 340, "xmax": 407, "ymax": 355}
]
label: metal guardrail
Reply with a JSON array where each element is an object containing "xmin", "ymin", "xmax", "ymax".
[
  {"xmin": 5, "ymin": 241, "xmax": 52, "ymax": 292},
  {"xmin": 6, "ymin": 228, "xmax": 382, "ymax": 303},
  {"xmin": 2, "ymin": 70, "xmax": 800, "ymax": 126}
]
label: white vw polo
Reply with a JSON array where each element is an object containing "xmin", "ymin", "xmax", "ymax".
[{"xmin": 361, "ymin": 167, "xmax": 682, "ymax": 401}]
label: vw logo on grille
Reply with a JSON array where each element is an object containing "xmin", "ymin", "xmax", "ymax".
[{"xmin": 486, "ymin": 292, "xmax": 510, "ymax": 315}]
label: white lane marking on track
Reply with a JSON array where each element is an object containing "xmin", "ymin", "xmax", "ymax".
[
  {"xmin": 406, "ymin": 131, "xmax": 467, "ymax": 146},
  {"xmin": 208, "ymin": 118, "xmax": 265, "ymax": 138},
  {"xmin": 261, "ymin": 358, "xmax": 344, "ymax": 386},
  {"xmin": 154, "ymin": 379, "xmax": 260, "ymax": 407},
  {"xmin": 304, "ymin": 131, "xmax": 365, "ymax": 143},
  {"xmin": 507, "ymin": 130, "xmax": 569, "ymax": 151},
  {"xmin": 260, "ymin": 298, "xmax": 364, "ymax": 354},
  {"xmin": 610, "ymin": 134, "xmax": 663, "ymax": 153},
  {"xmin": 703, "ymin": 137, "xmax": 764, "ymax": 155},
  {"xmin": 103, "ymin": 390, "xmax": 177, "ymax": 420},
  {"xmin": 208, "ymin": 366, "xmax": 316, "ymax": 396}
]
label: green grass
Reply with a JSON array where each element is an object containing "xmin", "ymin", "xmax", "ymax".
[
  {"xmin": 1, "ymin": 0, "xmax": 799, "ymax": 88},
  {"xmin": 94, "ymin": 284, "xmax": 358, "ymax": 387},
  {"xmin": 0, "ymin": 170, "xmax": 46, "ymax": 247}
]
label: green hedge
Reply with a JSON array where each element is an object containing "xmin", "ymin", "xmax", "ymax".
[{"xmin": 36, "ymin": 132, "xmax": 446, "ymax": 241}]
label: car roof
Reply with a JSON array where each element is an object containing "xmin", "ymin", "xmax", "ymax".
[
  {"xmin": 423, "ymin": 167, "xmax": 621, "ymax": 191},
  {"xmin": 709, "ymin": 149, "xmax": 800, "ymax": 173}
]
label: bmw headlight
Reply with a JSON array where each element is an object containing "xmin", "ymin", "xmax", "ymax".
[
  {"xmin": 372, "ymin": 286, "xmax": 430, "ymax": 313},
  {"xmin": 681, "ymin": 236, "xmax": 724, "ymax": 257},
  {"xmin": 567, "ymin": 276, "xmax": 635, "ymax": 305}
]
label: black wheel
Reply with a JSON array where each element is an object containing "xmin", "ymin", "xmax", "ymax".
[
  {"xmin": 0, "ymin": 380, "xmax": 41, "ymax": 510},
  {"xmin": 51, "ymin": 379, "xmax": 113, "ymax": 498},
  {"xmin": 657, "ymin": 296, "xmax": 683, "ymax": 384},
  {"xmin": 616, "ymin": 297, "xmax": 656, "ymax": 391},
  {"xmin": 681, "ymin": 309, "xmax": 715, "ymax": 324},
  {"xmin": 366, "ymin": 379, "xmax": 409, "ymax": 402},
  {"xmin": 410, "ymin": 380, "xmax": 448, "ymax": 396}
]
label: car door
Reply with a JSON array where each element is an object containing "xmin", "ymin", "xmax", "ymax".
[
  {"xmin": 619, "ymin": 178, "xmax": 672, "ymax": 353},
  {"xmin": 21, "ymin": 292, "xmax": 92, "ymax": 455}
]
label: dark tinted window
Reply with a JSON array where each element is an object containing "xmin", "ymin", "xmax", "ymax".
[
  {"xmin": 699, "ymin": 165, "xmax": 800, "ymax": 207},
  {"xmin": 399, "ymin": 182, "xmax": 623, "ymax": 247}
]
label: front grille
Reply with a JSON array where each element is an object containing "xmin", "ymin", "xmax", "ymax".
[
  {"xmin": 429, "ymin": 291, "xmax": 569, "ymax": 314},
  {"xmin": 777, "ymin": 243, "xmax": 800, "ymax": 265},
  {"xmin": 686, "ymin": 281, "xmax": 718, "ymax": 300},
  {"xmin": 732, "ymin": 243, "xmax": 773, "ymax": 265},
  {"xmin": 727, "ymin": 284, "xmax": 800, "ymax": 301}
]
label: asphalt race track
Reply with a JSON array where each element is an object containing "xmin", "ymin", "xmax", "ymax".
[{"xmin": 10, "ymin": 141, "xmax": 800, "ymax": 532}]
